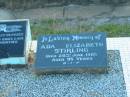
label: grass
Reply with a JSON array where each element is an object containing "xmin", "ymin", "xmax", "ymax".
[
  {"xmin": 95, "ymin": 24, "xmax": 130, "ymax": 37},
  {"xmin": 31, "ymin": 19, "xmax": 130, "ymax": 40}
]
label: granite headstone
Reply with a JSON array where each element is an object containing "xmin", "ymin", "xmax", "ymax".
[
  {"xmin": 34, "ymin": 32, "xmax": 107, "ymax": 74},
  {"xmin": 0, "ymin": 19, "xmax": 31, "ymax": 65}
]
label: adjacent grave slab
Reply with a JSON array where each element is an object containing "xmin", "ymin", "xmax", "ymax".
[
  {"xmin": 34, "ymin": 32, "xmax": 107, "ymax": 74},
  {"xmin": 0, "ymin": 19, "xmax": 31, "ymax": 65}
]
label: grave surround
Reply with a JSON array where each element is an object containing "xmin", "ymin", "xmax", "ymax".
[{"xmin": 31, "ymin": 37, "xmax": 130, "ymax": 97}]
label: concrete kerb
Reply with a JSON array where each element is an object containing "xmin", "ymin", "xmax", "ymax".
[{"xmin": 31, "ymin": 37, "xmax": 130, "ymax": 97}]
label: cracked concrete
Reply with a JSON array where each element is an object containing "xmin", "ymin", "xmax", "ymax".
[
  {"xmin": 0, "ymin": 3, "xmax": 130, "ymax": 22},
  {"xmin": 13, "ymin": 5, "xmax": 113, "ymax": 20},
  {"xmin": 14, "ymin": 4, "xmax": 130, "ymax": 21},
  {"xmin": 64, "ymin": 5, "xmax": 112, "ymax": 18},
  {"xmin": 112, "ymin": 6, "xmax": 130, "ymax": 17},
  {"xmin": 0, "ymin": 9, "xmax": 15, "ymax": 20},
  {"xmin": 14, "ymin": 7, "xmax": 63, "ymax": 21}
]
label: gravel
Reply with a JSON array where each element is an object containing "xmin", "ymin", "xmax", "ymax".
[{"xmin": 0, "ymin": 50, "xmax": 127, "ymax": 97}]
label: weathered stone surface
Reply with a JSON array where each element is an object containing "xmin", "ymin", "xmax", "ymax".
[
  {"xmin": 12, "ymin": 2, "xmax": 130, "ymax": 21},
  {"xmin": 0, "ymin": 9, "xmax": 15, "ymax": 20},
  {"xmin": 34, "ymin": 32, "xmax": 107, "ymax": 74},
  {"xmin": 14, "ymin": 7, "xmax": 63, "ymax": 21},
  {"xmin": 0, "ymin": 0, "xmax": 129, "ymax": 9},
  {"xmin": 112, "ymin": 6, "xmax": 130, "ymax": 17},
  {"xmin": 64, "ymin": 5, "xmax": 112, "ymax": 18},
  {"xmin": 14, "ymin": 5, "xmax": 113, "ymax": 20}
]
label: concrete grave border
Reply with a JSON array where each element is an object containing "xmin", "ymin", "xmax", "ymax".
[{"xmin": 31, "ymin": 37, "xmax": 130, "ymax": 97}]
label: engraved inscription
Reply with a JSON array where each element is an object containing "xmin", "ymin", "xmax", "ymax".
[
  {"xmin": 0, "ymin": 21, "xmax": 27, "ymax": 58},
  {"xmin": 38, "ymin": 33, "xmax": 105, "ymax": 66},
  {"xmin": 0, "ymin": 24, "xmax": 23, "ymax": 44},
  {"xmin": 0, "ymin": 33, "xmax": 24, "ymax": 44}
]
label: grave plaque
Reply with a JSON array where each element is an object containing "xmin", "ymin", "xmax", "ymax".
[
  {"xmin": 34, "ymin": 32, "xmax": 107, "ymax": 74},
  {"xmin": 0, "ymin": 19, "xmax": 31, "ymax": 65}
]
